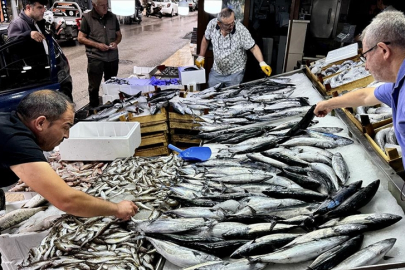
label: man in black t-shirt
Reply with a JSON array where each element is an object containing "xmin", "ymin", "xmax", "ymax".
[{"xmin": 0, "ymin": 90, "xmax": 138, "ymax": 220}]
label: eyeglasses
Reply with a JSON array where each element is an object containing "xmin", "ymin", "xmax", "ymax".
[
  {"xmin": 220, "ymin": 21, "xmax": 235, "ymax": 28},
  {"xmin": 360, "ymin": 41, "xmax": 391, "ymax": 62}
]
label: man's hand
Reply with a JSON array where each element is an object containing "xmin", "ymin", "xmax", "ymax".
[
  {"xmin": 98, "ymin": 43, "xmax": 110, "ymax": 52},
  {"xmin": 109, "ymin": 42, "xmax": 118, "ymax": 50},
  {"xmin": 259, "ymin": 61, "xmax": 272, "ymax": 76},
  {"xmin": 31, "ymin": 31, "xmax": 45, "ymax": 42},
  {"xmin": 115, "ymin": 200, "xmax": 138, "ymax": 221},
  {"xmin": 314, "ymin": 100, "xmax": 333, "ymax": 117},
  {"xmin": 195, "ymin": 56, "xmax": 205, "ymax": 68}
]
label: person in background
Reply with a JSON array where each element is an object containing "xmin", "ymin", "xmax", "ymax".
[
  {"xmin": 314, "ymin": 11, "xmax": 405, "ymax": 168},
  {"xmin": 0, "ymin": 90, "xmax": 138, "ymax": 220},
  {"xmin": 78, "ymin": 0, "xmax": 121, "ymax": 109},
  {"xmin": 7, "ymin": 0, "xmax": 47, "ymax": 43},
  {"xmin": 195, "ymin": 7, "xmax": 272, "ymax": 87},
  {"xmin": 7, "ymin": 0, "xmax": 74, "ymax": 102}
]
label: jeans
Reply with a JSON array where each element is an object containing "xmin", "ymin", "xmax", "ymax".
[
  {"xmin": 87, "ymin": 58, "xmax": 119, "ymax": 108},
  {"xmin": 208, "ymin": 68, "xmax": 245, "ymax": 88}
]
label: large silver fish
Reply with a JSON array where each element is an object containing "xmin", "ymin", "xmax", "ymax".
[
  {"xmin": 331, "ymin": 238, "xmax": 396, "ymax": 270},
  {"xmin": 145, "ymin": 237, "xmax": 222, "ymax": 268}
]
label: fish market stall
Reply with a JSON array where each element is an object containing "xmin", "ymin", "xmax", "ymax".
[
  {"xmin": 158, "ymin": 70, "xmax": 405, "ymax": 270},
  {"xmin": 3, "ymin": 69, "xmax": 405, "ymax": 270}
]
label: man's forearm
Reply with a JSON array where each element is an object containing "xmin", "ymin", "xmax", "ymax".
[
  {"xmin": 199, "ymin": 36, "xmax": 209, "ymax": 57},
  {"xmin": 326, "ymin": 87, "xmax": 380, "ymax": 109},
  {"xmin": 250, "ymin": 45, "xmax": 264, "ymax": 63},
  {"xmin": 114, "ymin": 32, "xmax": 122, "ymax": 45},
  {"xmin": 78, "ymin": 33, "xmax": 101, "ymax": 48},
  {"xmin": 62, "ymin": 189, "xmax": 119, "ymax": 217}
]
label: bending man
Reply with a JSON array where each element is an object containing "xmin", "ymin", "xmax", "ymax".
[
  {"xmin": 196, "ymin": 7, "xmax": 272, "ymax": 87},
  {"xmin": 315, "ymin": 11, "xmax": 405, "ymax": 168},
  {"xmin": 0, "ymin": 90, "xmax": 138, "ymax": 220}
]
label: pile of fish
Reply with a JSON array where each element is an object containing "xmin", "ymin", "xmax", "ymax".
[
  {"xmin": 19, "ymin": 215, "xmax": 159, "ymax": 269},
  {"xmin": 374, "ymin": 126, "xmax": 401, "ymax": 157},
  {"xmin": 354, "ymin": 104, "xmax": 392, "ymax": 124},
  {"xmin": 319, "ymin": 60, "xmax": 362, "ymax": 77},
  {"xmin": 8, "ymin": 152, "xmax": 107, "ymax": 193},
  {"xmin": 84, "ymin": 87, "xmax": 180, "ymax": 121},
  {"xmin": 124, "ymin": 171, "xmax": 401, "ymax": 269},
  {"xmin": 18, "ymin": 155, "xmax": 184, "ymax": 269},
  {"xmin": 86, "ymin": 155, "xmax": 182, "ymax": 210},
  {"xmin": 14, "ymin": 75, "xmax": 404, "ymax": 270},
  {"xmin": 323, "ymin": 65, "xmax": 370, "ymax": 88}
]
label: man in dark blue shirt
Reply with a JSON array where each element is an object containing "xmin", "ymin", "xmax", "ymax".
[{"xmin": 315, "ymin": 10, "xmax": 405, "ymax": 169}]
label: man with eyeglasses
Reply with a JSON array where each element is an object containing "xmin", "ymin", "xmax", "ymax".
[
  {"xmin": 195, "ymin": 7, "xmax": 272, "ymax": 87},
  {"xmin": 315, "ymin": 11, "xmax": 405, "ymax": 167},
  {"xmin": 78, "ymin": 0, "xmax": 122, "ymax": 110}
]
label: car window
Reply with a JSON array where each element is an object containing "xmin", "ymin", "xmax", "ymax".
[{"xmin": 0, "ymin": 39, "xmax": 52, "ymax": 92}]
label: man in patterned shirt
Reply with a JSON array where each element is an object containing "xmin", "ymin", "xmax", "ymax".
[{"xmin": 196, "ymin": 7, "xmax": 272, "ymax": 87}]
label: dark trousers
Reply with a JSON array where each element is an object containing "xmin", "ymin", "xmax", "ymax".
[{"xmin": 87, "ymin": 57, "xmax": 119, "ymax": 108}]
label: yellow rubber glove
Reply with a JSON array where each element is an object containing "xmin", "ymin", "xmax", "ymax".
[
  {"xmin": 195, "ymin": 56, "xmax": 205, "ymax": 69},
  {"xmin": 259, "ymin": 61, "xmax": 272, "ymax": 76}
]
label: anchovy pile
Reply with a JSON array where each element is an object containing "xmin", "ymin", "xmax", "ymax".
[
  {"xmin": 19, "ymin": 155, "xmax": 184, "ymax": 269},
  {"xmin": 20, "ymin": 215, "xmax": 158, "ymax": 269},
  {"xmin": 86, "ymin": 155, "xmax": 182, "ymax": 211}
]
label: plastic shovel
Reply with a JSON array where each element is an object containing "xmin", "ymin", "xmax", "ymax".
[{"xmin": 168, "ymin": 144, "xmax": 212, "ymax": 162}]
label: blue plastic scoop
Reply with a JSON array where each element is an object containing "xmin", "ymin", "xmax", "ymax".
[{"xmin": 168, "ymin": 144, "xmax": 212, "ymax": 162}]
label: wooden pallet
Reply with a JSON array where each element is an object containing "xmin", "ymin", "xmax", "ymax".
[
  {"xmin": 168, "ymin": 111, "xmax": 202, "ymax": 122},
  {"xmin": 140, "ymin": 131, "xmax": 168, "ymax": 147},
  {"xmin": 127, "ymin": 107, "xmax": 168, "ymax": 126},
  {"xmin": 135, "ymin": 145, "xmax": 170, "ymax": 157}
]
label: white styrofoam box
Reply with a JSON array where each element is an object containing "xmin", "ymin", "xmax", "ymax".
[
  {"xmin": 59, "ymin": 122, "xmax": 141, "ymax": 161},
  {"xmin": 178, "ymin": 66, "xmax": 206, "ymax": 85},
  {"xmin": 0, "ymin": 231, "xmax": 48, "ymax": 265},
  {"xmin": 101, "ymin": 82, "xmax": 121, "ymax": 96},
  {"xmin": 325, "ymin": 43, "xmax": 358, "ymax": 64}
]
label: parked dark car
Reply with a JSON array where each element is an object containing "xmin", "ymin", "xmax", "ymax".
[{"xmin": 0, "ymin": 23, "xmax": 72, "ymax": 112}]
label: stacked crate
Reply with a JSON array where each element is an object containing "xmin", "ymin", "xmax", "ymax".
[
  {"xmin": 127, "ymin": 107, "xmax": 170, "ymax": 157},
  {"xmin": 168, "ymin": 109, "xmax": 202, "ymax": 149}
]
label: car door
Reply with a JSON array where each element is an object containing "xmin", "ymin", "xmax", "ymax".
[{"xmin": 0, "ymin": 37, "xmax": 60, "ymax": 112}]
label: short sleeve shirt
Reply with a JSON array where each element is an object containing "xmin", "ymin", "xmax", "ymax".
[
  {"xmin": 205, "ymin": 19, "xmax": 255, "ymax": 75},
  {"xmin": 374, "ymin": 59, "xmax": 405, "ymax": 168},
  {"xmin": 0, "ymin": 112, "xmax": 46, "ymax": 187},
  {"xmin": 80, "ymin": 11, "xmax": 120, "ymax": 36}
]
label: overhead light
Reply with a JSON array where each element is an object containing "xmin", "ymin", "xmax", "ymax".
[
  {"xmin": 110, "ymin": 0, "xmax": 135, "ymax": 16},
  {"xmin": 178, "ymin": 0, "xmax": 189, "ymax": 15},
  {"xmin": 204, "ymin": 0, "xmax": 221, "ymax": 14}
]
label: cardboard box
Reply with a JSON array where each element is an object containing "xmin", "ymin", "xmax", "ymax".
[
  {"xmin": 59, "ymin": 122, "xmax": 141, "ymax": 161},
  {"xmin": 178, "ymin": 66, "xmax": 206, "ymax": 85}
]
